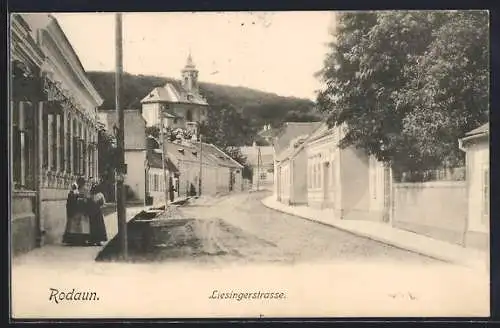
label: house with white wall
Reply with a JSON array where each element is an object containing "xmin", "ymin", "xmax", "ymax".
[
  {"xmin": 11, "ymin": 13, "xmax": 104, "ymax": 255},
  {"xmin": 273, "ymin": 119, "xmax": 389, "ymax": 222},
  {"xmin": 145, "ymin": 149, "xmax": 179, "ymax": 206},
  {"xmin": 305, "ymin": 122, "xmax": 389, "ymax": 221},
  {"xmin": 98, "ymin": 109, "xmax": 147, "ymax": 202},
  {"xmin": 459, "ymin": 123, "xmax": 489, "ymax": 250}
]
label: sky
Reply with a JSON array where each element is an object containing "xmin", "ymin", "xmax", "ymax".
[{"xmin": 53, "ymin": 12, "xmax": 336, "ymax": 100}]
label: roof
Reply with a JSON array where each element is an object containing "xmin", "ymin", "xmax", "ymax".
[
  {"xmin": 163, "ymin": 140, "xmax": 242, "ymax": 169},
  {"xmin": 240, "ymin": 146, "xmax": 274, "ymax": 167},
  {"xmin": 192, "ymin": 143, "xmax": 243, "ymax": 169},
  {"xmin": 21, "ymin": 14, "xmax": 103, "ymax": 107},
  {"xmin": 465, "ymin": 123, "xmax": 489, "ymax": 137},
  {"xmin": 273, "ymin": 122, "xmax": 322, "ymax": 156},
  {"xmin": 147, "ymin": 150, "xmax": 179, "ymax": 172},
  {"xmin": 140, "ymin": 81, "xmax": 208, "ymax": 106}
]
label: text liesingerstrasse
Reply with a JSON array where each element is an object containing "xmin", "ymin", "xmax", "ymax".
[{"xmin": 209, "ymin": 290, "xmax": 286, "ymax": 301}]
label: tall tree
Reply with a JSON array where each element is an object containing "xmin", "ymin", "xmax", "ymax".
[{"xmin": 317, "ymin": 10, "xmax": 489, "ymax": 174}]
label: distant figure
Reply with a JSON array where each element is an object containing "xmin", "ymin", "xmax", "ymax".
[
  {"xmin": 88, "ymin": 183, "xmax": 108, "ymax": 246},
  {"xmin": 62, "ymin": 178, "xmax": 91, "ymax": 246},
  {"xmin": 189, "ymin": 183, "xmax": 197, "ymax": 196},
  {"xmin": 169, "ymin": 183, "xmax": 175, "ymax": 202}
]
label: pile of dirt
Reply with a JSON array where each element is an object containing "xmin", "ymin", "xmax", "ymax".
[{"xmin": 95, "ymin": 209, "xmax": 284, "ymax": 263}]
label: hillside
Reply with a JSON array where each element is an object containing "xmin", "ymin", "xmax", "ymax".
[{"xmin": 87, "ymin": 71, "xmax": 322, "ymax": 130}]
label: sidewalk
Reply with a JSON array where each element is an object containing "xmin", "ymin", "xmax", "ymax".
[
  {"xmin": 261, "ymin": 196, "xmax": 488, "ymax": 271},
  {"xmin": 12, "ymin": 206, "xmax": 146, "ymax": 266}
]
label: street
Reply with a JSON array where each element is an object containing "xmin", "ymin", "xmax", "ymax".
[
  {"xmin": 178, "ymin": 191, "xmax": 438, "ymax": 265},
  {"xmin": 11, "ymin": 191, "xmax": 489, "ymax": 318}
]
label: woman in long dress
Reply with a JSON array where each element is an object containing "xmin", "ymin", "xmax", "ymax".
[
  {"xmin": 88, "ymin": 183, "xmax": 108, "ymax": 246},
  {"xmin": 62, "ymin": 178, "xmax": 91, "ymax": 246}
]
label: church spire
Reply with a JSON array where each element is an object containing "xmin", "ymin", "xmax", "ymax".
[
  {"xmin": 181, "ymin": 51, "xmax": 199, "ymax": 92},
  {"xmin": 185, "ymin": 50, "xmax": 195, "ymax": 69}
]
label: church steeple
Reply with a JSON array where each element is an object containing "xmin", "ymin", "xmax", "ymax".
[{"xmin": 181, "ymin": 51, "xmax": 198, "ymax": 92}]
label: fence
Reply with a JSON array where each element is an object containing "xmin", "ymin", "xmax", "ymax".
[
  {"xmin": 391, "ymin": 180, "xmax": 468, "ymax": 246},
  {"xmin": 394, "ymin": 166, "xmax": 466, "ymax": 183}
]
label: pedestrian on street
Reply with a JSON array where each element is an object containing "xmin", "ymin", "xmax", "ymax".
[
  {"xmin": 169, "ymin": 181, "xmax": 175, "ymax": 203},
  {"xmin": 88, "ymin": 182, "xmax": 108, "ymax": 246},
  {"xmin": 62, "ymin": 177, "xmax": 91, "ymax": 246}
]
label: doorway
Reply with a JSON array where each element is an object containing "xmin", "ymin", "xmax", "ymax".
[{"xmin": 323, "ymin": 162, "xmax": 330, "ymax": 208}]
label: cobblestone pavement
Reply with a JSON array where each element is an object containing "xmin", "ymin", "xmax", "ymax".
[{"xmin": 178, "ymin": 191, "xmax": 440, "ymax": 266}]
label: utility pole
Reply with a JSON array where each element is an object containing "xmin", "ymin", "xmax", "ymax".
[
  {"xmin": 159, "ymin": 109, "xmax": 169, "ymax": 208},
  {"xmin": 198, "ymin": 130, "xmax": 202, "ymax": 196},
  {"xmin": 256, "ymin": 146, "xmax": 261, "ymax": 191},
  {"xmin": 115, "ymin": 12, "xmax": 128, "ymax": 259}
]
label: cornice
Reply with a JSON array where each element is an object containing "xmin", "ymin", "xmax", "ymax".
[{"xmin": 44, "ymin": 19, "xmax": 103, "ymax": 107}]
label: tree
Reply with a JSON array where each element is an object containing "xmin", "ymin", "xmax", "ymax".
[
  {"xmin": 97, "ymin": 123, "xmax": 117, "ymax": 201},
  {"xmin": 401, "ymin": 10, "xmax": 489, "ymax": 168},
  {"xmin": 316, "ymin": 11, "xmax": 489, "ymax": 174}
]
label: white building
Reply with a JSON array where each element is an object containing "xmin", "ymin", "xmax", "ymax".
[{"xmin": 459, "ymin": 123, "xmax": 489, "ymax": 250}]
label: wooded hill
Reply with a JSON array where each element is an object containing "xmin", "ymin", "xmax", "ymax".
[{"xmin": 87, "ymin": 71, "xmax": 322, "ymax": 134}]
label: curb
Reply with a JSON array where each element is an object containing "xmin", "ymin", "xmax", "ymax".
[{"xmin": 261, "ymin": 197, "xmax": 486, "ymax": 271}]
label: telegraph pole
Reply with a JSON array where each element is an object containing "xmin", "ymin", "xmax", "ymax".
[
  {"xmin": 115, "ymin": 12, "xmax": 128, "ymax": 259},
  {"xmin": 256, "ymin": 146, "xmax": 261, "ymax": 191},
  {"xmin": 159, "ymin": 110, "xmax": 169, "ymax": 208}
]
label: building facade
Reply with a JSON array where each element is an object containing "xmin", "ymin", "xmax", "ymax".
[
  {"xmin": 459, "ymin": 123, "xmax": 489, "ymax": 250},
  {"xmin": 140, "ymin": 53, "xmax": 208, "ymax": 138},
  {"xmin": 98, "ymin": 109, "xmax": 148, "ymax": 202},
  {"xmin": 273, "ymin": 122, "xmax": 321, "ymax": 199},
  {"xmin": 164, "ymin": 140, "xmax": 243, "ymax": 197},
  {"xmin": 146, "ymin": 149, "xmax": 179, "ymax": 206},
  {"xmin": 11, "ymin": 14, "xmax": 103, "ymax": 255},
  {"xmin": 305, "ymin": 123, "xmax": 389, "ymax": 221},
  {"xmin": 274, "ymin": 121, "xmax": 389, "ymax": 222},
  {"xmin": 240, "ymin": 144, "xmax": 274, "ymax": 190}
]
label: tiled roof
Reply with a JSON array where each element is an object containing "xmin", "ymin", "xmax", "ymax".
[
  {"xmin": 163, "ymin": 141, "xmax": 241, "ymax": 169},
  {"xmin": 192, "ymin": 143, "xmax": 243, "ymax": 169},
  {"xmin": 273, "ymin": 122, "xmax": 322, "ymax": 156},
  {"xmin": 465, "ymin": 123, "xmax": 489, "ymax": 137},
  {"xmin": 147, "ymin": 149, "xmax": 179, "ymax": 172},
  {"xmin": 140, "ymin": 81, "xmax": 208, "ymax": 106}
]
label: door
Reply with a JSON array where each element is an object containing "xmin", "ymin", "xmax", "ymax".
[
  {"xmin": 323, "ymin": 162, "xmax": 330, "ymax": 208},
  {"xmin": 382, "ymin": 165, "xmax": 391, "ymax": 223}
]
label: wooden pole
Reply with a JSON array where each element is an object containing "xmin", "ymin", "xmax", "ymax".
[
  {"xmin": 257, "ymin": 146, "xmax": 261, "ymax": 191},
  {"xmin": 115, "ymin": 12, "xmax": 128, "ymax": 259},
  {"xmin": 159, "ymin": 111, "xmax": 168, "ymax": 208}
]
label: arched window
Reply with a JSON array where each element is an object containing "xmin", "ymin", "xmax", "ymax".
[{"xmin": 186, "ymin": 109, "xmax": 193, "ymax": 122}]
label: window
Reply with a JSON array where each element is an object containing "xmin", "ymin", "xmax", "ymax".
[
  {"xmin": 51, "ymin": 115, "xmax": 57, "ymax": 170},
  {"xmin": 12, "ymin": 101, "xmax": 35, "ymax": 189},
  {"xmin": 312, "ymin": 163, "xmax": 316, "ymax": 188},
  {"xmin": 371, "ymin": 168, "xmax": 377, "ymax": 199},
  {"xmin": 186, "ymin": 109, "xmax": 193, "ymax": 122},
  {"xmin": 153, "ymin": 173, "xmax": 159, "ymax": 192},
  {"xmin": 330, "ymin": 160, "xmax": 334, "ymax": 187},
  {"xmin": 260, "ymin": 172, "xmax": 267, "ymax": 180},
  {"xmin": 59, "ymin": 115, "xmax": 64, "ymax": 171},
  {"xmin": 66, "ymin": 115, "xmax": 71, "ymax": 172},
  {"xmin": 483, "ymin": 166, "xmax": 489, "ymax": 219}
]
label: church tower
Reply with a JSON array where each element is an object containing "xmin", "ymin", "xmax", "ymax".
[{"xmin": 181, "ymin": 52, "xmax": 199, "ymax": 93}]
